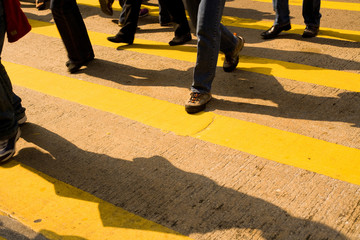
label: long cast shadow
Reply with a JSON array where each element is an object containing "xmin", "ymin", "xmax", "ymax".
[
  {"xmin": 3, "ymin": 123, "xmax": 349, "ymax": 239},
  {"xmin": 82, "ymin": 59, "xmax": 360, "ymax": 128}
]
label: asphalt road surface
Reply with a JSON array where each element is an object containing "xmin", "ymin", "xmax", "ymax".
[{"xmin": 0, "ymin": 0, "xmax": 359, "ymax": 239}]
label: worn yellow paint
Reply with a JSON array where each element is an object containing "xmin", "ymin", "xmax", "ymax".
[
  {"xmin": 5, "ymin": 61, "xmax": 360, "ymax": 186},
  {"xmin": 0, "ymin": 237, "xmax": 6, "ymax": 240},
  {"xmin": 28, "ymin": 19, "xmax": 360, "ymax": 92},
  {"xmin": 0, "ymin": 162, "xmax": 191, "ymax": 240},
  {"xmin": 74, "ymin": 0, "xmax": 360, "ymax": 42},
  {"xmin": 220, "ymin": 16, "xmax": 360, "ymax": 42},
  {"xmin": 253, "ymin": 0, "xmax": 360, "ymax": 12},
  {"xmin": 78, "ymin": 0, "xmax": 360, "ymax": 13}
]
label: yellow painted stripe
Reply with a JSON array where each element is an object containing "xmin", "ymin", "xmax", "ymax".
[
  {"xmin": 75, "ymin": 0, "xmax": 360, "ymax": 42},
  {"xmin": 0, "ymin": 237, "xmax": 6, "ymax": 240},
  {"xmin": 0, "ymin": 162, "xmax": 191, "ymax": 240},
  {"xmin": 253, "ymin": 0, "xmax": 360, "ymax": 12},
  {"xmin": 5, "ymin": 61, "xmax": 360, "ymax": 186},
  {"xmin": 78, "ymin": 0, "xmax": 360, "ymax": 14},
  {"xmin": 220, "ymin": 17, "xmax": 360, "ymax": 42},
  {"xmin": 28, "ymin": 19, "xmax": 360, "ymax": 93}
]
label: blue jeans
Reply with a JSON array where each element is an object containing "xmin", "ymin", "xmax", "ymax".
[
  {"xmin": 0, "ymin": 0, "xmax": 25, "ymax": 140},
  {"xmin": 274, "ymin": 0, "xmax": 321, "ymax": 27},
  {"xmin": 183, "ymin": 0, "xmax": 237, "ymax": 93}
]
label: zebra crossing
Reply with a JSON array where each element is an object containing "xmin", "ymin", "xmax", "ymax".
[{"xmin": 0, "ymin": 0, "xmax": 359, "ymax": 239}]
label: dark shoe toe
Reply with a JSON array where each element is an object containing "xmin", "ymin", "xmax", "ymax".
[
  {"xmin": 169, "ymin": 33, "xmax": 192, "ymax": 46},
  {"xmin": 261, "ymin": 23, "xmax": 291, "ymax": 39},
  {"xmin": 107, "ymin": 35, "xmax": 134, "ymax": 44},
  {"xmin": 66, "ymin": 56, "xmax": 94, "ymax": 73}
]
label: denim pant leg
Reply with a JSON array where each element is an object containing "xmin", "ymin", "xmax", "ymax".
[
  {"xmin": 184, "ymin": 0, "xmax": 226, "ymax": 93},
  {"xmin": 302, "ymin": 0, "xmax": 321, "ymax": 27},
  {"xmin": 50, "ymin": 0, "xmax": 94, "ymax": 63},
  {"xmin": 219, "ymin": 24, "xmax": 238, "ymax": 56},
  {"xmin": 273, "ymin": 0, "xmax": 290, "ymax": 25},
  {"xmin": 0, "ymin": 3, "xmax": 18, "ymax": 140}
]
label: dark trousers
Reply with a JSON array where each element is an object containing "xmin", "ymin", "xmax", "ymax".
[
  {"xmin": 117, "ymin": 0, "xmax": 190, "ymax": 39},
  {"xmin": 117, "ymin": 0, "xmax": 142, "ymax": 39},
  {"xmin": 158, "ymin": 0, "xmax": 190, "ymax": 37},
  {"xmin": 0, "ymin": 0, "xmax": 25, "ymax": 140},
  {"xmin": 50, "ymin": 0, "xmax": 94, "ymax": 63}
]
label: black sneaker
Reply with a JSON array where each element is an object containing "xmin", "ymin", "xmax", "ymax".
[
  {"xmin": 223, "ymin": 34, "xmax": 245, "ymax": 72},
  {"xmin": 185, "ymin": 92, "xmax": 212, "ymax": 114},
  {"xmin": 0, "ymin": 129, "xmax": 21, "ymax": 163}
]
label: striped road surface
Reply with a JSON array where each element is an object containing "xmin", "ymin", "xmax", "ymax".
[{"xmin": 0, "ymin": 0, "xmax": 359, "ymax": 239}]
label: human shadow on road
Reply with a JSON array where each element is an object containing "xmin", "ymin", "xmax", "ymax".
[
  {"xmin": 241, "ymin": 46, "xmax": 360, "ymax": 71},
  {"xmin": 212, "ymin": 67, "xmax": 360, "ymax": 128},
  {"xmin": 83, "ymin": 58, "xmax": 360, "ymax": 128},
  {"xmin": 5, "ymin": 123, "xmax": 349, "ymax": 239},
  {"xmin": 115, "ymin": 42, "xmax": 360, "ymax": 71}
]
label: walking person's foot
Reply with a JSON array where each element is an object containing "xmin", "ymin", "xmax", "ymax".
[
  {"xmin": 0, "ymin": 129, "xmax": 21, "ymax": 163},
  {"xmin": 185, "ymin": 92, "xmax": 212, "ymax": 114},
  {"xmin": 107, "ymin": 34, "xmax": 134, "ymax": 44},
  {"xmin": 302, "ymin": 25, "xmax": 319, "ymax": 38},
  {"xmin": 261, "ymin": 23, "xmax": 291, "ymax": 39},
  {"xmin": 223, "ymin": 34, "xmax": 245, "ymax": 72},
  {"xmin": 169, "ymin": 33, "xmax": 192, "ymax": 46}
]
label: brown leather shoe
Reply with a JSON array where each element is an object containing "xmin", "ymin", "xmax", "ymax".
[{"xmin": 302, "ymin": 26, "xmax": 319, "ymax": 38}]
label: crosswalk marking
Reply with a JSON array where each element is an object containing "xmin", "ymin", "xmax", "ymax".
[
  {"xmin": 0, "ymin": 162, "xmax": 191, "ymax": 240},
  {"xmin": 5, "ymin": 61, "xmax": 360, "ymax": 186},
  {"xmin": 252, "ymin": 0, "xmax": 360, "ymax": 12},
  {"xmin": 4, "ymin": 3, "xmax": 358, "ymax": 239},
  {"xmin": 221, "ymin": 17, "xmax": 360, "ymax": 42},
  {"xmin": 76, "ymin": 0, "xmax": 360, "ymax": 42},
  {"xmin": 77, "ymin": 0, "xmax": 360, "ymax": 14},
  {"xmin": 28, "ymin": 19, "xmax": 360, "ymax": 93}
]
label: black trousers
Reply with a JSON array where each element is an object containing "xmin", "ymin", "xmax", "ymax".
[
  {"xmin": 118, "ymin": 0, "xmax": 190, "ymax": 38},
  {"xmin": 50, "ymin": 0, "xmax": 94, "ymax": 63}
]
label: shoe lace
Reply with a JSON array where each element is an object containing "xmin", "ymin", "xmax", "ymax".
[{"xmin": 190, "ymin": 92, "xmax": 201, "ymax": 103}]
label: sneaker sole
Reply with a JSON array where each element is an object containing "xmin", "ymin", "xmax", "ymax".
[
  {"xmin": 0, "ymin": 129, "xmax": 21, "ymax": 163},
  {"xmin": 185, "ymin": 104, "xmax": 207, "ymax": 114},
  {"xmin": 18, "ymin": 115, "xmax": 27, "ymax": 125}
]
